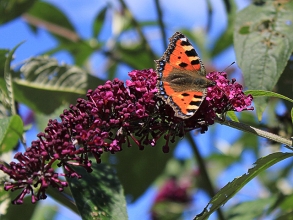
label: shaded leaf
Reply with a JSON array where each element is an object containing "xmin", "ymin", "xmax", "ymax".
[
  {"xmin": 59, "ymin": 40, "xmax": 99, "ymax": 66},
  {"xmin": 121, "ymin": 20, "xmax": 158, "ymax": 32},
  {"xmin": 265, "ymin": 193, "xmax": 293, "ymax": 216},
  {"xmin": 0, "ymin": 190, "xmax": 38, "ymax": 220},
  {"xmin": 45, "ymin": 187, "xmax": 79, "ymax": 215},
  {"xmin": 0, "ymin": 115, "xmax": 23, "ymax": 154},
  {"xmin": 67, "ymin": 163, "xmax": 128, "ymax": 220},
  {"xmin": 207, "ymin": 153, "xmax": 240, "ymax": 168},
  {"xmin": 106, "ymin": 60, "xmax": 118, "ymax": 80},
  {"xmin": 152, "ymin": 201, "xmax": 186, "ymax": 220},
  {"xmin": 4, "ymin": 42, "xmax": 24, "ymax": 115},
  {"xmin": 237, "ymin": 131, "xmax": 258, "ymax": 153},
  {"xmin": 0, "ymin": 89, "xmax": 10, "ymax": 118},
  {"xmin": 195, "ymin": 152, "xmax": 293, "ymax": 220},
  {"xmin": 25, "ymin": 1, "xmax": 77, "ymax": 42},
  {"xmin": 225, "ymin": 196, "xmax": 277, "ymax": 220},
  {"xmin": 93, "ymin": 6, "xmax": 108, "ymax": 38},
  {"xmin": 291, "ymin": 108, "xmax": 293, "ymax": 124},
  {"xmin": 245, "ymin": 90, "xmax": 293, "ymax": 103},
  {"xmin": 234, "ymin": 1, "xmax": 293, "ymax": 118},
  {"xmin": 35, "ymin": 104, "xmax": 69, "ymax": 132},
  {"xmin": 114, "ymin": 136, "xmax": 176, "ymax": 201},
  {"xmin": 276, "ymin": 55, "xmax": 293, "ymax": 111},
  {"xmin": 277, "ymin": 193, "xmax": 293, "ymax": 213},
  {"xmin": 0, "ymin": 179, "xmax": 10, "ymax": 217},
  {"xmin": 137, "ymin": 20, "xmax": 158, "ymax": 28},
  {"xmin": 26, "ymin": 1, "xmax": 75, "ymax": 31},
  {"xmin": 0, "ymin": 0, "xmax": 37, "ymax": 24},
  {"xmin": 276, "ymin": 211, "xmax": 293, "ymax": 220},
  {"xmin": 0, "ymin": 50, "xmax": 17, "ymax": 96},
  {"xmin": 30, "ymin": 204, "xmax": 58, "ymax": 220},
  {"xmin": 0, "ymin": 50, "xmax": 10, "ymax": 109},
  {"xmin": 43, "ymin": 39, "xmax": 100, "ymax": 66},
  {"xmin": 11, "ymin": 56, "xmax": 103, "ymax": 114},
  {"xmin": 0, "ymin": 49, "xmax": 9, "ymax": 78},
  {"xmin": 114, "ymin": 43, "xmax": 155, "ymax": 70}
]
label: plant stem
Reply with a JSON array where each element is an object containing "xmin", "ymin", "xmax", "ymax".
[
  {"xmin": 215, "ymin": 117, "xmax": 293, "ymax": 149},
  {"xmin": 23, "ymin": 14, "xmax": 80, "ymax": 42},
  {"xmin": 187, "ymin": 133, "xmax": 226, "ymax": 220},
  {"xmin": 154, "ymin": 0, "xmax": 167, "ymax": 49}
]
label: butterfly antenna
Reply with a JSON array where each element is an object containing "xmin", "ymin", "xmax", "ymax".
[{"xmin": 223, "ymin": 61, "xmax": 235, "ymax": 72}]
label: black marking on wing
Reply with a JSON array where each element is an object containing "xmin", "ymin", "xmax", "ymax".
[
  {"xmin": 185, "ymin": 49, "xmax": 197, "ymax": 57},
  {"xmin": 179, "ymin": 62, "xmax": 188, "ymax": 68}
]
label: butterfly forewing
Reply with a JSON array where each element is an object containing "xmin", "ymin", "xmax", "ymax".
[{"xmin": 156, "ymin": 32, "xmax": 214, "ymax": 119}]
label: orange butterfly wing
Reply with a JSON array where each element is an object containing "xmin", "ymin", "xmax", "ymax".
[{"xmin": 156, "ymin": 32, "xmax": 214, "ymax": 119}]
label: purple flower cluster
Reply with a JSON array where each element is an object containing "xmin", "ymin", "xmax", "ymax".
[
  {"xmin": 153, "ymin": 178, "xmax": 191, "ymax": 203},
  {"xmin": 0, "ymin": 69, "xmax": 253, "ymax": 204},
  {"xmin": 151, "ymin": 177, "xmax": 192, "ymax": 220},
  {"xmin": 206, "ymin": 71, "xmax": 253, "ymax": 113},
  {"xmin": 185, "ymin": 71, "xmax": 254, "ymax": 132}
]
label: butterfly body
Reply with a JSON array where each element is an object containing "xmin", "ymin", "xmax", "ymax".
[{"xmin": 156, "ymin": 32, "xmax": 215, "ymax": 119}]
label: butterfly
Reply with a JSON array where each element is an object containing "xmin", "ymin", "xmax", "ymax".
[{"xmin": 155, "ymin": 32, "xmax": 215, "ymax": 119}]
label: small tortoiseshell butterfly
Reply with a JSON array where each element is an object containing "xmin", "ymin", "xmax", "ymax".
[{"xmin": 156, "ymin": 32, "xmax": 215, "ymax": 119}]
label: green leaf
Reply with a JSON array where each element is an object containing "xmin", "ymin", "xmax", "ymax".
[
  {"xmin": 93, "ymin": 6, "xmax": 108, "ymax": 38},
  {"xmin": 245, "ymin": 89, "xmax": 293, "ymax": 121},
  {"xmin": 106, "ymin": 60, "xmax": 118, "ymax": 80},
  {"xmin": 45, "ymin": 187, "xmax": 79, "ymax": 215},
  {"xmin": 0, "ymin": 90, "xmax": 11, "ymax": 118},
  {"xmin": 276, "ymin": 211, "xmax": 293, "ymax": 220},
  {"xmin": 276, "ymin": 57, "xmax": 293, "ymax": 111},
  {"xmin": 195, "ymin": 152, "xmax": 293, "ymax": 220},
  {"xmin": 30, "ymin": 204, "xmax": 58, "ymax": 220},
  {"xmin": 43, "ymin": 39, "xmax": 100, "ymax": 66},
  {"xmin": 27, "ymin": 1, "xmax": 75, "ymax": 31},
  {"xmin": 106, "ymin": 109, "xmax": 180, "ymax": 202},
  {"xmin": 0, "ymin": 50, "xmax": 10, "ymax": 111},
  {"xmin": 234, "ymin": 1, "xmax": 293, "ymax": 116},
  {"xmin": 207, "ymin": 153, "xmax": 240, "ymax": 168},
  {"xmin": 0, "ymin": 49, "xmax": 9, "ymax": 78},
  {"xmin": 0, "ymin": 50, "xmax": 11, "ymax": 95},
  {"xmin": 225, "ymin": 196, "xmax": 277, "ymax": 220},
  {"xmin": 122, "ymin": 20, "xmax": 158, "ymax": 32},
  {"xmin": 60, "ymin": 40, "xmax": 99, "ymax": 66},
  {"xmin": 4, "ymin": 42, "xmax": 24, "ymax": 115},
  {"xmin": 12, "ymin": 56, "xmax": 103, "ymax": 114},
  {"xmin": 114, "ymin": 136, "xmax": 176, "ymax": 201},
  {"xmin": 152, "ymin": 201, "xmax": 186, "ymax": 220},
  {"xmin": 115, "ymin": 43, "xmax": 155, "ymax": 70},
  {"xmin": 0, "ymin": 0, "xmax": 37, "ymax": 24},
  {"xmin": 245, "ymin": 90, "xmax": 293, "ymax": 103},
  {"xmin": 278, "ymin": 194, "xmax": 293, "ymax": 213},
  {"xmin": 237, "ymin": 132, "xmax": 258, "ymax": 153},
  {"xmin": 226, "ymin": 111, "xmax": 239, "ymax": 122},
  {"xmin": 67, "ymin": 163, "xmax": 128, "ymax": 220},
  {"xmin": 291, "ymin": 108, "xmax": 293, "ymax": 124},
  {"xmin": 25, "ymin": 1, "xmax": 77, "ymax": 42},
  {"xmin": 1, "ymin": 191, "xmax": 38, "ymax": 220},
  {"xmin": 0, "ymin": 115, "xmax": 23, "ymax": 154},
  {"xmin": 35, "ymin": 104, "xmax": 69, "ymax": 132}
]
